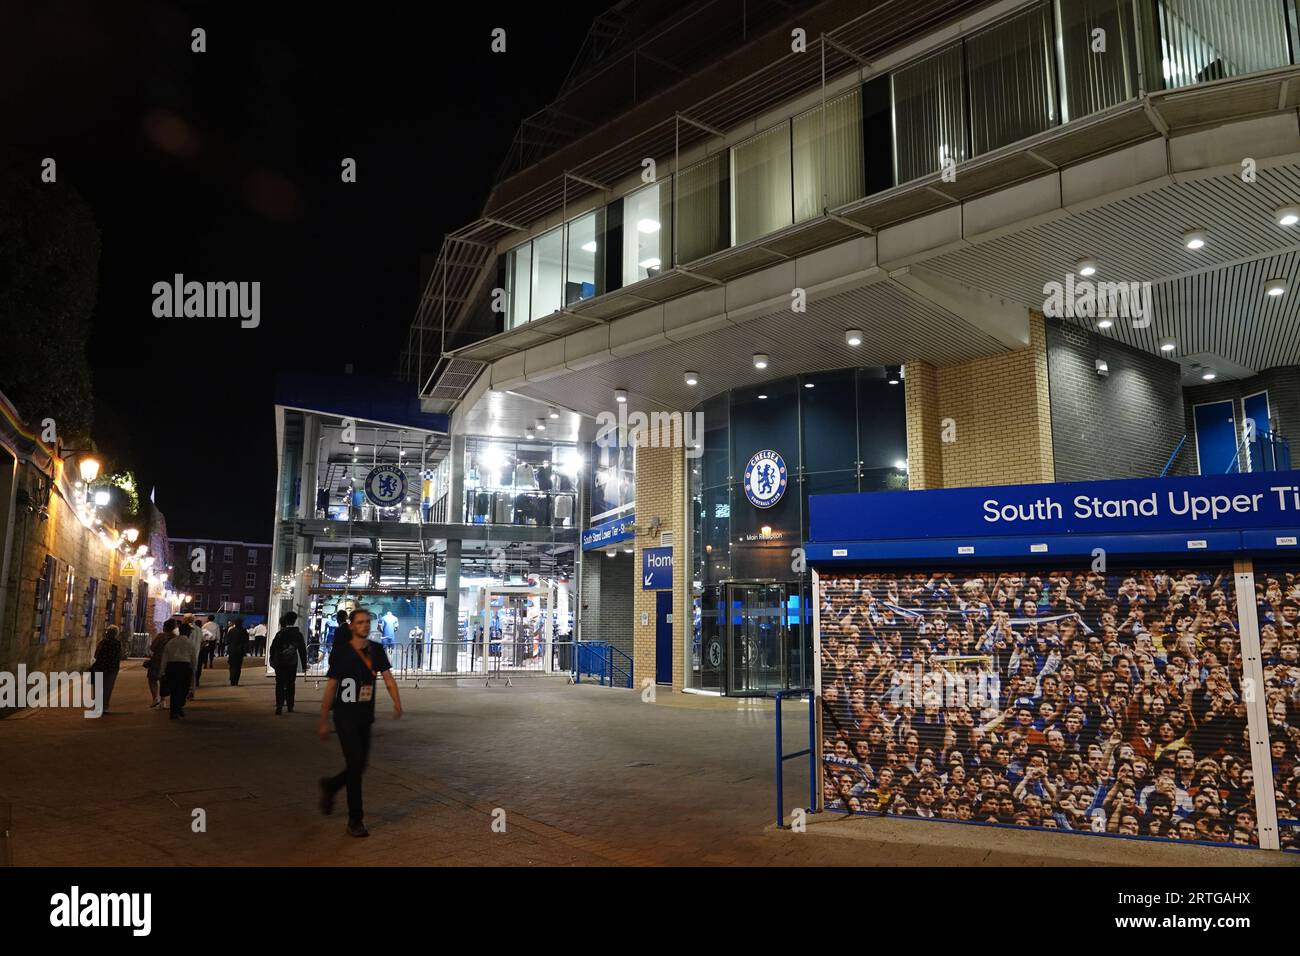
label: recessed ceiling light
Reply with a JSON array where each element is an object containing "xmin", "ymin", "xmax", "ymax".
[
  {"xmin": 1266, "ymin": 278, "xmax": 1289, "ymax": 297},
  {"xmin": 581, "ymin": 240, "xmax": 598, "ymax": 253},
  {"xmin": 548, "ymin": 407, "xmax": 559, "ymax": 419},
  {"xmin": 1202, "ymin": 371, "xmax": 1217, "ymax": 381},
  {"xmin": 1276, "ymin": 205, "xmax": 1300, "ymax": 227},
  {"xmin": 614, "ymin": 388, "xmax": 627, "ymax": 403},
  {"xmin": 1097, "ymin": 318, "xmax": 1114, "ymax": 329},
  {"xmin": 1076, "ymin": 257, "xmax": 1099, "ymax": 277},
  {"xmin": 1182, "ymin": 229, "xmax": 1208, "ymax": 250},
  {"xmin": 636, "ymin": 218, "xmax": 661, "ymax": 234},
  {"xmin": 535, "ymin": 419, "xmax": 545, "ymax": 431},
  {"xmin": 845, "ymin": 329, "xmax": 863, "ymax": 347},
  {"xmin": 1160, "ymin": 340, "xmax": 1177, "ymax": 352},
  {"xmin": 753, "ymin": 353, "xmax": 769, "ymax": 370},
  {"xmin": 757, "ymin": 394, "xmax": 768, "ymax": 400},
  {"xmin": 684, "ymin": 371, "xmax": 699, "ymax": 386}
]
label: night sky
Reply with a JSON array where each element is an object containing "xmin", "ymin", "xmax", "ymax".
[{"xmin": 4, "ymin": 0, "xmax": 608, "ymax": 540}]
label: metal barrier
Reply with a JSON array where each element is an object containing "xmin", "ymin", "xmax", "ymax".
[
  {"xmin": 300, "ymin": 639, "xmax": 581, "ymax": 686},
  {"xmin": 774, "ymin": 688, "xmax": 818, "ymax": 830}
]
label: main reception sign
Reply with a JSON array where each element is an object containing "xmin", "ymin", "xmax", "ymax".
[{"xmin": 809, "ymin": 471, "xmax": 1300, "ymax": 543}]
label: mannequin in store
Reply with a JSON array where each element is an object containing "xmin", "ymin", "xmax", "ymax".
[
  {"xmin": 537, "ymin": 460, "xmax": 554, "ymax": 491},
  {"xmin": 380, "ymin": 610, "xmax": 399, "ymax": 646},
  {"xmin": 513, "ymin": 459, "xmax": 536, "ymax": 488}
]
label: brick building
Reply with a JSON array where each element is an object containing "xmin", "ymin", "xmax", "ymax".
[
  {"xmin": 170, "ymin": 538, "xmax": 272, "ymax": 623},
  {"xmin": 0, "ymin": 389, "xmax": 175, "ymax": 690}
]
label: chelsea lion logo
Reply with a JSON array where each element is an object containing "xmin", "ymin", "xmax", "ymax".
[
  {"xmin": 364, "ymin": 464, "xmax": 408, "ymax": 507},
  {"xmin": 743, "ymin": 449, "xmax": 787, "ymax": 508}
]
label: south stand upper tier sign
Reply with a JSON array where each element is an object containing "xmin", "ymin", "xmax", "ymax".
[
  {"xmin": 364, "ymin": 464, "xmax": 408, "ymax": 508},
  {"xmin": 743, "ymin": 449, "xmax": 787, "ymax": 508}
]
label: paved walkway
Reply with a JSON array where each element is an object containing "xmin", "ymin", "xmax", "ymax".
[{"xmin": 1, "ymin": 664, "xmax": 1296, "ymax": 867}]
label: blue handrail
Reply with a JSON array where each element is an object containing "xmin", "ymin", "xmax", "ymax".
[
  {"xmin": 1225, "ymin": 430, "xmax": 1291, "ymax": 474},
  {"xmin": 1160, "ymin": 435, "xmax": 1187, "ymax": 477},
  {"xmin": 573, "ymin": 640, "xmax": 633, "ymax": 688},
  {"xmin": 774, "ymin": 688, "xmax": 817, "ymax": 829}
]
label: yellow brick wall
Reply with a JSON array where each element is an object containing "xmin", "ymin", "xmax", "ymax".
[
  {"xmin": 905, "ymin": 313, "xmax": 1055, "ymax": 489},
  {"xmin": 631, "ymin": 444, "xmax": 688, "ymax": 693}
]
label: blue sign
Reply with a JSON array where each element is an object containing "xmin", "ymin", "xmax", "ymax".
[
  {"xmin": 810, "ymin": 472, "xmax": 1300, "ymax": 543},
  {"xmin": 743, "ymin": 449, "xmax": 788, "ymax": 508},
  {"xmin": 642, "ymin": 546, "xmax": 673, "ymax": 590},
  {"xmin": 582, "ymin": 513, "xmax": 635, "ymax": 551},
  {"xmin": 364, "ymin": 465, "xmax": 407, "ymax": 507}
]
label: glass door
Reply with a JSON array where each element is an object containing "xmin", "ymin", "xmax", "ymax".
[{"xmin": 725, "ymin": 583, "xmax": 789, "ymax": 696}]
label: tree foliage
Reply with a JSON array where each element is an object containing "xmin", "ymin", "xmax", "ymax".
[{"xmin": 0, "ymin": 148, "xmax": 100, "ymax": 443}]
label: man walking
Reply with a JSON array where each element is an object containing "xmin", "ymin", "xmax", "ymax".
[
  {"xmin": 269, "ymin": 611, "xmax": 308, "ymax": 715},
  {"xmin": 183, "ymin": 614, "xmax": 204, "ymax": 698},
  {"xmin": 158, "ymin": 618, "xmax": 199, "ymax": 719},
  {"xmin": 226, "ymin": 618, "xmax": 250, "ymax": 686},
  {"xmin": 318, "ymin": 607, "xmax": 402, "ymax": 837}
]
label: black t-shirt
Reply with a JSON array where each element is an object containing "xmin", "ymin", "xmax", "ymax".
[{"xmin": 327, "ymin": 640, "xmax": 392, "ymax": 722}]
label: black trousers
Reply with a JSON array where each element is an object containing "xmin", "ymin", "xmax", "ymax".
[
  {"xmin": 165, "ymin": 662, "xmax": 192, "ymax": 716},
  {"xmin": 274, "ymin": 665, "xmax": 297, "ymax": 709},
  {"xmin": 326, "ymin": 713, "xmax": 372, "ymax": 822},
  {"xmin": 228, "ymin": 655, "xmax": 244, "ymax": 685}
]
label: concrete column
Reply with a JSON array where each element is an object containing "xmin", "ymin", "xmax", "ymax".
[
  {"xmin": 447, "ymin": 434, "xmax": 466, "ymax": 523},
  {"xmin": 299, "ymin": 414, "xmax": 321, "ymax": 520},
  {"xmin": 440, "ymin": 538, "xmax": 461, "ymax": 671},
  {"xmin": 293, "ymin": 533, "xmax": 313, "ymax": 633},
  {"xmin": 543, "ymin": 580, "xmax": 554, "ymax": 673}
]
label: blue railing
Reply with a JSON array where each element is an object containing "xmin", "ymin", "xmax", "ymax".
[
  {"xmin": 774, "ymin": 688, "xmax": 818, "ymax": 830},
  {"xmin": 573, "ymin": 640, "xmax": 633, "ymax": 689},
  {"xmin": 1225, "ymin": 431, "xmax": 1291, "ymax": 474},
  {"xmin": 1160, "ymin": 435, "xmax": 1187, "ymax": 477}
]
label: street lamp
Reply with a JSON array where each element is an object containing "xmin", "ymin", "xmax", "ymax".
[
  {"xmin": 78, "ymin": 456, "xmax": 101, "ymax": 484},
  {"xmin": 124, "ymin": 528, "xmax": 139, "ymax": 543}
]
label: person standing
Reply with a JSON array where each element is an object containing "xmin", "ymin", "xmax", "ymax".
[
  {"xmin": 249, "ymin": 621, "xmax": 268, "ymax": 657},
  {"xmin": 201, "ymin": 614, "xmax": 220, "ymax": 668},
  {"xmin": 226, "ymin": 618, "xmax": 250, "ymax": 685},
  {"xmin": 318, "ymin": 607, "xmax": 402, "ymax": 837},
  {"xmin": 157, "ymin": 618, "xmax": 198, "ymax": 719},
  {"xmin": 269, "ymin": 611, "xmax": 308, "ymax": 715},
  {"xmin": 90, "ymin": 624, "xmax": 123, "ymax": 714},
  {"xmin": 183, "ymin": 614, "xmax": 204, "ymax": 699},
  {"xmin": 146, "ymin": 627, "xmax": 172, "ymax": 708}
]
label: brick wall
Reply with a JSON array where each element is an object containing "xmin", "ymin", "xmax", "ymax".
[
  {"xmin": 631, "ymin": 444, "xmax": 687, "ymax": 691},
  {"xmin": 1044, "ymin": 317, "xmax": 1188, "ymax": 480},
  {"xmin": 579, "ymin": 548, "xmax": 633, "ymax": 655},
  {"xmin": 2, "ymin": 458, "xmax": 162, "ymax": 688},
  {"xmin": 904, "ymin": 313, "xmax": 1055, "ymax": 489},
  {"xmin": 1182, "ymin": 366, "xmax": 1300, "ymax": 473}
]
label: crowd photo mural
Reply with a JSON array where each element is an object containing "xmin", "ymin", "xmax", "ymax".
[
  {"xmin": 1253, "ymin": 565, "xmax": 1300, "ymax": 846},
  {"xmin": 818, "ymin": 566, "xmax": 1274, "ymax": 848}
]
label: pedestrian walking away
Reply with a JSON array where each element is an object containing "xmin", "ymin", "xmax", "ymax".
[
  {"xmin": 318, "ymin": 607, "xmax": 402, "ymax": 837},
  {"xmin": 226, "ymin": 618, "xmax": 250, "ymax": 685},
  {"xmin": 89, "ymin": 624, "xmax": 123, "ymax": 714},
  {"xmin": 183, "ymin": 613, "xmax": 203, "ymax": 697},
  {"xmin": 270, "ymin": 611, "xmax": 308, "ymax": 715},
  {"xmin": 157, "ymin": 618, "xmax": 199, "ymax": 719},
  {"xmin": 146, "ymin": 627, "xmax": 172, "ymax": 708},
  {"xmin": 201, "ymin": 614, "xmax": 220, "ymax": 668}
]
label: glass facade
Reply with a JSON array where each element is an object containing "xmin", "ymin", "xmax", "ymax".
[
  {"xmin": 497, "ymin": 0, "xmax": 1297, "ymax": 322},
  {"xmin": 687, "ymin": 366, "xmax": 907, "ymax": 694},
  {"xmin": 463, "ymin": 436, "xmax": 579, "ymax": 527}
]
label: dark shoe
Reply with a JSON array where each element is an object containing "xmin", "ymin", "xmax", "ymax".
[
  {"xmin": 347, "ymin": 820, "xmax": 369, "ymax": 838},
  {"xmin": 286, "ymin": 706, "xmax": 294, "ymax": 713},
  {"xmin": 275, "ymin": 707, "xmax": 282, "ymax": 715},
  {"xmin": 319, "ymin": 778, "xmax": 334, "ymax": 816},
  {"xmin": 177, "ymin": 710, "xmax": 185, "ymax": 718}
]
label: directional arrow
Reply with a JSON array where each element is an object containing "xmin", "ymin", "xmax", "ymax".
[{"xmin": 643, "ymin": 574, "xmax": 653, "ymax": 587}]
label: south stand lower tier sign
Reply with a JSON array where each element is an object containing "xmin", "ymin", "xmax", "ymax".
[
  {"xmin": 364, "ymin": 464, "xmax": 408, "ymax": 508},
  {"xmin": 743, "ymin": 449, "xmax": 787, "ymax": 508}
]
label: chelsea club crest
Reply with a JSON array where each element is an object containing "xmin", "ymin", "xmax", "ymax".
[
  {"xmin": 364, "ymin": 464, "xmax": 408, "ymax": 507},
  {"xmin": 743, "ymin": 449, "xmax": 787, "ymax": 508}
]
